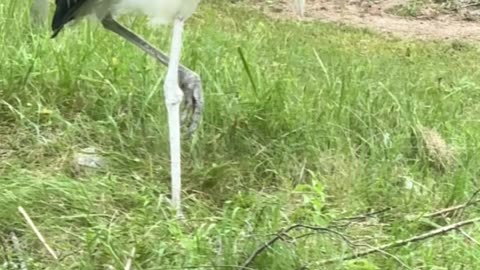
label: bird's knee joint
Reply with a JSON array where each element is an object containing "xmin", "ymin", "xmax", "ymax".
[
  {"xmin": 179, "ymin": 71, "xmax": 201, "ymax": 85},
  {"xmin": 164, "ymin": 85, "xmax": 184, "ymax": 106}
]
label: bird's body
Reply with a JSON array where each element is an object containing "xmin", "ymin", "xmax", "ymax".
[{"xmin": 52, "ymin": 0, "xmax": 201, "ymax": 37}]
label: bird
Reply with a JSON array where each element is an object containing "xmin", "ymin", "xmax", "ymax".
[
  {"xmin": 50, "ymin": 0, "xmax": 204, "ymax": 217},
  {"xmin": 33, "ymin": 0, "xmax": 305, "ymax": 217}
]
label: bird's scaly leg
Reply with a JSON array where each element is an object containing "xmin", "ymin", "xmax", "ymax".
[
  {"xmin": 164, "ymin": 18, "xmax": 185, "ymax": 216},
  {"xmin": 101, "ymin": 16, "xmax": 203, "ymax": 135}
]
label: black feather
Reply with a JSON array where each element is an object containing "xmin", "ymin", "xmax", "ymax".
[{"xmin": 51, "ymin": 0, "xmax": 88, "ymax": 38}]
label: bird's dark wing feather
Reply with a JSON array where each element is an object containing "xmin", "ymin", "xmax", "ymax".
[{"xmin": 51, "ymin": 0, "xmax": 89, "ymax": 38}]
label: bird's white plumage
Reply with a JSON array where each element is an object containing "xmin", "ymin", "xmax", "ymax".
[{"xmin": 113, "ymin": 0, "xmax": 201, "ymax": 24}]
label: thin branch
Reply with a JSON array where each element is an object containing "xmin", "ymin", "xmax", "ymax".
[
  {"xmin": 334, "ymin": 197, "xmax": 479, "ymax": 228},
  {"xmin": 335, "ymin": 208, "xmax": 392, "ymax": 222},
  {"xmin": 18, "ymin": 206, "xmax": 58, "ymax": 260},
  {"xmin": 163, "ymin": 266, "xmax": 256, "ymax": 270},
  {"xmin": 454, "ymin": 188, "xmax": 480, "ymax": 219},
  {"xmin": 459, "ymin": 229, "xmax": 480, "ymax": 246},
  {"xmin": 293, "ymin": 225, "xmax": 356, "ymax": 246},
  {"xmin": 241, "ymin": 231, "xmax": 284, "ymax": 268},
  {"xmin": 424, "ymin": 199, "xmax": 480, "ymax": 218},
  {"xmin": 352, "ymin": 242, "xmax": 411, "ymax": 269},
  {"xmin": 437, "ymin": 190, "xmax": 480, "ymax": 246},
  {"xmin": 294, "ymin": 231, "xmax": 410, "ymax": 268},
  {"xmin": 330, "ymin": 208, "xmax": 393, "ymax": 231},
  {"xmin": 241, "ymin": 224, "xmax": 352, "ymax": 268},
  {"xmin": 320, "ymin": 217, "xmax": 480, "ymax": 265},
  {"xmin": 466, "ymin": 189, "xmax": 480, "ymax": 206}
]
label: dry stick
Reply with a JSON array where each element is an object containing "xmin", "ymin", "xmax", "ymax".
[
  {"xmin": 18, "ymin": 206, "xmax": 58, "ymax": 260},
  {"xmin": 319, "ymin": 217, "xmax": 480, "ymax": 265},
  {"xmin": 445, "ymin": 189, "xmax": 480, "ymax": 246},
  {"xmin": 454, "ymin": 189, "xmax": 480, "ymax": 219},
  {"xmin": 438, "ymin": 190, "xmax": 480, "ymax": 246},
  {"xmin": 294, "ymin": 232, "xmax": 410, "ymax": 268},
  {"xmin": 424, "ymin": 199, "xmax": 480, "ymax": 218},
  {"xmin": 242, "ymin": 197, "xmax": 480, "ymax": 268},
  {"xmin": 333, "ymin": 207, "xmax": 393, "ymax": 229},
  {"xmin": 336, "ymin": 198, "xmax": 479, "ymax": 226},
  {"xmin": 339, "ymin": 196, "xmax": 480, "ymax": 223},
  {"xmin": 124, "ymin": 247, "xmax": 136, "ymax": 270},
  {"xmin": 241, "ymin": 224, "xmax": 352, "ymax": 268},
  {"xmin": 356, "ymin": 243, "xmax": 410, "ymax": 269}
]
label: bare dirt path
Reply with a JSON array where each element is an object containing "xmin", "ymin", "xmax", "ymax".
[{"xmin": 258, "ymin": 0, "xmax": 480, "ymax": 41}]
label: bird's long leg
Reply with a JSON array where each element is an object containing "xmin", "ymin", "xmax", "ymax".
[
  {"xmin": 163, "ymin": 18, "xmax": 185, "ymax": 216},
  {"xmin": 294, "ymin": 0, "xmax": 306, "ymax": 16},
  {"xmin": 101, "ymin": 16, "xmax": 203, "ymax": 135}
]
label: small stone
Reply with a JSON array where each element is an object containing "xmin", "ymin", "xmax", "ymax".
[
  {"xmin": 74, "ymin": 147, "xmax": 105, "ymax": 169},
  {"xmin": 71, "ymin": 147, "xmax": 106, "ymax": 177}
]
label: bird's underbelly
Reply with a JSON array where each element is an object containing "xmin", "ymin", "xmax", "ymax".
[{"xmin": 112, "ymin": 0, "xmax": 201, "ymax": 23}]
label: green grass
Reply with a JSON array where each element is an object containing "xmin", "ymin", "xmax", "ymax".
[
  {"xmin": 1, "ymin": 0, "xmax": 480, "ymax": 269},
  {"xmin": 386, "ymin": 0, "xmax": 428, "ymax": 17}
]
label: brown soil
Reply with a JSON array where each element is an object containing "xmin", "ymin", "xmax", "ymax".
[{"xmin": 258, "ymin": 0, "xmax": 480, "ymax": 41}]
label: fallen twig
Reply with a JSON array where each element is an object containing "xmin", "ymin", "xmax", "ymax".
[
  {"xmin": 241, "ymin": 224, "xmax": 353, "ymax": 268},
  {"xmin": 335, "ymin": 208, "xmax": 392, "ymax": 222},
  {"xmin": 424, "ymin": 199, "xmax": 480, "ymax": 218},
  {"xmin": 331, "ymin": 208, "xmax": 392, "ymax": 229},
  {"xmin": 333, "ymin": 198, "xmax": 479, "ymax": 228},
  {"xmin": 437, "ymin": 189, "xmax": 480, "ymax": 246},
  {"xmin": 454, "ymin": 189, "xmax": 480, "ymax": 219},
  {"xmin": 319, "ymin": 217, "xmax": 480, "ymax": 265},
  {"xmin": 18, "ymin": 206, "xmax": 58, "ymax": 260},
  {"xmin": 354, "ymin": 242, "xmax": 411, "ymax": 269},
  {"xmin": 162, "ymin": 266, "xmax": 256, "ymax": 269},
  {"xmin": 459, "ymin": 229, "xmax": 480, "ymax": 246}
]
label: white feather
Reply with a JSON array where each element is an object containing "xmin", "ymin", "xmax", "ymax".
[{"xmin": 113, "ymin": 0, "xmax": 201, "ymax": 24}]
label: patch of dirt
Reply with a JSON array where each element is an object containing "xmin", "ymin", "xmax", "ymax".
[{"xmin": 259, "ymin": 0, "xmax": 480, "ymax": 41}]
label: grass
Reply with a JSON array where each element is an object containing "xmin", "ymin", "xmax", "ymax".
[
  {"xmin": 1, "ymin": 0, "xmax": 480, "ymax": 269},
  {"xmin": 387, "ymin": 0, "xmax": 428, "ymax": 17},
  {"xmin": 386, "ymin": 0, "xmax": 463, "ymax": 17}
]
